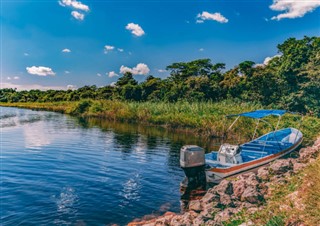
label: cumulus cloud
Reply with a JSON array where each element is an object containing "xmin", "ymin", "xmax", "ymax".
[
  {"xmin": 104, "ymin": 45, "xmax": 115, "ymax": 53},
  {"xmin": 120, "ymin": 63, "xmax": 150, "ymax": 75},
  {"xmin": 97, "ymin": 73, "xmax": 102, "ymax": 77},
  {"xmin": 270, "ymin": 0, "xmax": 320, "ymax": 20},
  {"xmin": 108, "ymin": 71, "xmax": 119, "ymax": 78},
  {"xmin": 197, "ymin": 11, "xmax": 229, "ymax": 23},
  {"xmin": 263, "ymin": 54, "xmax": 282, "ymax": 65},
  {"xmin": 255, "ymin": 54, "xmax": 282, "ymax": 67},
  {"xmin": 117, "ymin": 48, "xmax": 124, "ymax": 52},
  {"xmin": 67, "ymin": 85, "xmax": 77, "ymax": 90},
  {"xmin": 125, "ymin": 23, "xmax": 145, "ymax": 37},
  {"xmin": 158, "ymin": 69, "xmax": 167, "ymax": 73},
  {"xmin": 62, "ymin": 48, "xmax": 71, "ymax": 53},
  {"xmin": 59, "ymin": 0, "xmax": 89, "ymax": 11},
  {"xmin": 110, "ymin": 82, "xmax": 117, "ymax": 87},
  {"xmin": 199, "ymin": 48, "xmax": 204, "ymax": 52},
  {"xmin": 65, "ymin": 70, "xmax": 70, "ymax": 74},
  {"xmin": 13, "ymin": 76, "xmax": 20, "ymax": 80},
  {"xmin": 26, "ymin": 66, "xmax": 55, "ymax": 76},
  {"xmin": 71, "ymin": 11, "xmax": 84, "ymax": 20}
]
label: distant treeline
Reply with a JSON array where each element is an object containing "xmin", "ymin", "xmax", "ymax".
[{"xmin": 1, "ymin": 36, "xmax": 319, "ymax": 116}]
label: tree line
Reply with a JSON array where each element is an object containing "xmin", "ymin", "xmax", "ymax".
[{"xmin": 1, "ymin": 36, "xmax": 319, "ymax": 116}]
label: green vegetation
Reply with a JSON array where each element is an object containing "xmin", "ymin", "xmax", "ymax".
[
  {"xmin": 1, "ymin": 36, "xmax": 319, "ymax": 116},
  {"xmin": 1, "ymin": 36, "xmax": 319, "ymax": 142},
  {"xmin": 1, "ymin": 100, "xmax": 319, "ymax": 145},
  {"xmin": 249, "ymin": 155, "xmax": 320, "ymax": 226}
]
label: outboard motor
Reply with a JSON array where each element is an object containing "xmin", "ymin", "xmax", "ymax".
[{"xmin": 180, "ymin": 145, "xmax": 206, "ymax": 189}]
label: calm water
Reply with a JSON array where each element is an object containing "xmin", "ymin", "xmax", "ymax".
[{"xmin": 0, "ymin": 107, "xmax": 217, "ymax": 225}]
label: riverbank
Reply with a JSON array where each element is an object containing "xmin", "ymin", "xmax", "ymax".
[
  {"xmin": 1, "ymin": 100, "xmax": 320, "ymax": 145},
  {"xmin": 129, "ymin": 136, "xmax": 320, "ymax": 226}
]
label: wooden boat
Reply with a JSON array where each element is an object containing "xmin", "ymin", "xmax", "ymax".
[{"xmin": 180, "ymin": 110, "xmax": 303, "ymax": 186}]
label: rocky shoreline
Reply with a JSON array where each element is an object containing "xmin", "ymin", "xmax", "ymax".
[{"xmin": 128, "ymin": 137, "xmax": 320, "ymax": 226}]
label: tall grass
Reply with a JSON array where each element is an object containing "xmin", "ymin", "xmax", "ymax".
[{"xmin": 1, "ymin": 100, "xmax": 319, "ymax": 144}]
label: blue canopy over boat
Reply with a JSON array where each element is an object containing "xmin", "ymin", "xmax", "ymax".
[{"xmin": 227, "ymin": 110, "xmax": 286, "ymax": 119}]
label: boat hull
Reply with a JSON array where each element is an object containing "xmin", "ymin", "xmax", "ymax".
[{"xmin": 206, "ymin": 137, "xmax": 303, "ymax": 183}]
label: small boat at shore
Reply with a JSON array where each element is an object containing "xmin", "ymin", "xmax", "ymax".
[{"xmin": 180, "ymin": 110, "xmax": 303, "ymax": 186}]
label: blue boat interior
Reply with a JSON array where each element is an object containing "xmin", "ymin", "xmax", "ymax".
[{"xmin": 205, "ymin": 128, "xmax": 302, "ymax": 164}]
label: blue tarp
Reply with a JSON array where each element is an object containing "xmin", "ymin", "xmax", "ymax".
[{"xmin": 228, "ymin": 110, "xmax": 286, "ymax": 119}]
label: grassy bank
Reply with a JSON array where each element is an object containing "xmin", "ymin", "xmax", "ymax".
[
  {"xmin": 1, "ymin": 100, "xmax": 319, "ymax": 144},
  {"xmin": 224, "ymin": 151, "xmax": 320, "ymax": 226}
]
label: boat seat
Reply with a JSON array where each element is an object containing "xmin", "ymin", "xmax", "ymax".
[
  {"xmin": 241, "ymin": 149, "xmax": 269, "ymax": 155},
  {"xmin": 245, "ymin": 142, "xmax": 274, "ymax": 146}
]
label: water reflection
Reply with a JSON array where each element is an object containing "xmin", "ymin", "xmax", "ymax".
[
  {"xmin": 1, "ymin": 107, "xmax": 226, "ymax": 225},
  {"xmin": 23, "ymin": 122, "xmax": 52, "ymax": 149},
  {"xmin": 78, "ymin": 117, "xmax": 221, "ymax": 152}
]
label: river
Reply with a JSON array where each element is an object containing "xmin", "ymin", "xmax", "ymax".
[{"xmin": 0, "ymin": 107, "xmax": 219, "ymax": 225}]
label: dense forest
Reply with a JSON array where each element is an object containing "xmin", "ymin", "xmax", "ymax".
[{"xmin": 1, "ymin": 36, "xmax": 319, "ymax": 116}]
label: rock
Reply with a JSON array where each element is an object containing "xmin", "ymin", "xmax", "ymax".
[
  {"xmin": 201, "ymin": 192, "xmax": 219, "ymax": 205},
  {"xmin": 214, "ymin": 208, "xmax": 240, "ymax": 223},
  {"xmin": 257, "ymin": 167, "xmax": 270, "ymax": 181},
  {"xmin": 270, "ymin": 175, "xmax": 287, "ymax": 184},
  {"xmin": 219, "ymin": 193, "xmax": 233, "ymax": 206},
  {"xmin": 213, "ymin": 179, "xmax": 233, "ymax": 195},
  {"xmin": 232, "ymin": 178, "xmax": 246, "ymax": 198},
  {"xmin": 170, "ymin": 212, "xmax": 194, "ymax": 226},
  {"xmin": 293, "ymin": 162, "xmax": 306, "ymax": 173},
  {"xmin": 188, "ymin": 200, "xmax": 202, "ymax": 212},
  {"xmin": 270, "ymin": 159, "xmax": 293, "ymax": 174},
  {"xmin": 243, "ymin": 172, "xmax": 259, "ymax": 187},
  {"xmin": 299, "ymin": 147, "xmax": 319, "ymax": 162},
  {"xmin": 192, "ymin": 215, "xmax": 206, "ymax": 225},
  {"xmin": 241, "ymin": 186, "xmax": 262, "ymax": 204}
]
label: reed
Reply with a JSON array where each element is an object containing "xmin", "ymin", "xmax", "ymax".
[{"xmin": 1, "ymin": 100, "xmax": 319, "ymax": 144}]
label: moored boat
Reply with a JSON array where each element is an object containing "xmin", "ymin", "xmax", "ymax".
[{"xmin": 180, "ymin": 110, "xmax": 303, "ymax": 186}]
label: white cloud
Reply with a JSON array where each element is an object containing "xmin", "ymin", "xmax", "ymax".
[
  {"xmin": 254, "ymin": 54, "xmax": 282, "ymax": 67},
  {"xmin": 7, "ymin": 77, "xmax": 11, "ymax": 80},
  {"xmin": 59, "ymin": 0, "xmax": 89, "ymax": 11},
  {"xmin": 263, "ymin": 54, "xmax": 282, "ymax": 65},
  {"xmin": 24, "ymin": 53, "xmax": 29, "ymax": 56},
  {"xmin": 13, "ymin": 76, "xmax": 20, "ymax": 80},
  {"xmin": 108, "ymin": 71, "xmax": 119, "ymax": 78},
  {"xmin": 104, "ymin": 45, "xmax": 115, "ymax": 53},
  {"xmin": 62, "ymin": 48, "xmax": 71, "ymax": 53},
  {"xmin": 71, "ymin": 11, "xmax": 84, "ymax": 20},
  {"xmin": 197, "ymin": 11, "xmax": 229, "ymax": 23},
  {"xmin": 199, "ymin": 48, "xmax": 204, "ymax": 52},
  {"xmin": 97, "ymin": 73, "xmax": 102, "ymax": 77},
  {"xmin": 67, "ymin": 85, "xmax": 77, "ymax": 90},
  {"xmin": 196, "ymin": 20, "xmax": 204, "ymax": 24},
  {"xmin": 65, "ymin": 70, "xmax": 70, "ymax": 74},
  {"xmin": 117, "ymin": 48, "xmax": 124, "ymax": 52},
  {"xmin": 125, "ymin": 23, "xmax": 145, "ymax": 37},
  {"xmin": 270, "ymin": 0, "xmax": 320, "ymax": 20},
  {"xmin": 120, "ymin": 63, "xmax": 150, "ymax": 75},
  {"xmin": 110, "ymin": 82, "xmax": 117, "ymax": 87},
  {"xmin": 158, "ymin": 69, "xmax": 167, "ymax": 73},
  {"xmin": 26, "ymin": 66, "xmax": 56, "ymax": 76},
  {"xmin": 0, "ymin": 82, "xmax": 66, "ymax": 91}
]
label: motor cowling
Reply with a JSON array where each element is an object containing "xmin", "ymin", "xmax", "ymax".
[{"xmin": 180, "ymin": 145, "xmax": 206, "ymax": 189}]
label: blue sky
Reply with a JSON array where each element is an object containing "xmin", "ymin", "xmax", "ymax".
[{"xmin": 1, "ymin": 0, "xmax": 320, "ymax": 90}]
